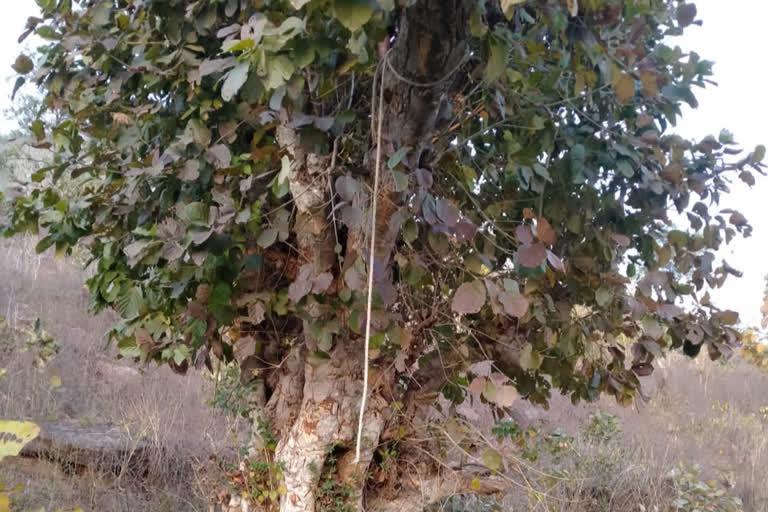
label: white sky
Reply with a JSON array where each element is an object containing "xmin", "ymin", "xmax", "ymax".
[{"xmin": 0, "ymin": 0, "xmax": 765, "ymax": 326}]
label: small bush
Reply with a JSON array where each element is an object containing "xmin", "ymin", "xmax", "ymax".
[
  {"xmin": 582, "ymin": 411, "xmax": 622, "ymax": 444},
  {"xmin": 668, "ymin": 464, "xmax": 743, "ymax": 512}
]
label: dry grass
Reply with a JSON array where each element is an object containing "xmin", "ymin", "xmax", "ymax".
[
  {"xmin": 485, "ymin": 355, "xmax": 768, "ymax": 511},
  {"xmin": 0, "ymin": 235, "xmax": 243, "ymax": 511}
]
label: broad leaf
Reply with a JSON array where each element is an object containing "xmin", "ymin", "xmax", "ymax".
[
  {"xmin": 257, "ymin": 228, "xmax": 279, "ymax": 248},
  {"xmin": 517, "ymin": 243, "xmax": 547, "ymax": 268},
  {"xmin": 484, "ymin": 35, "xmax": 508, "ymax": 83},
  {"xmin": 221, "ymin": 61, "xmax": 250, "ymax": 101},
  {"xmin": 482, "ymin": 449, "xmax": 503, "ymax": 471},
  {"xmin": 519, "ymin": 344, "xmax": 542, "ymax": 371},
  {"xmin": 613, "ymin": 71, "xmax": 635, "ymax": 105},
  {"xmin": 452, "ymin": 280, "xmax": 486, "ymax": 314},
  {"xmin": 499, "ymin": 292, "xmax": 529, "ymax": 318},
  {"xmin": 332, "ymin": 0, "xmax": 374, "ymax": 32}
]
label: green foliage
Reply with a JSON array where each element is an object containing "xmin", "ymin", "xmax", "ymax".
[
  {"xmin": 492, "ymin": 420, "xmax": 573, "ymax": 463},
  {"xmin": 1, "ymin": 317, "xmax": 59, "ymax": 371},
  {"xmin": 220, "ymin": 456, "xmax": 286, "ymax": 510},
  {"xmin": 316, "ymin": 453, "xmax": 356, "ymax": 512},
  {"xmin": 243, "ymin": 458, "xmax": 287, "ymax": 507},
  {"xmin": 669, "ymin": 464, "xmax": 743, "ymax": 512},
  {"xmin": 208, "ymin": 363, "xmax": 261, "ymax": 420},
  {"xmin": 582, "ymin": 410, "xmax": 622, "ymax": 444},
  {"xmin": 429, "ymin": 495, "xmax": 501, "ymax": 512}
]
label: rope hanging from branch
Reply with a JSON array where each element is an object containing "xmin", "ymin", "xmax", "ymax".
[
  {"xmin": 353, "ymin": 49, "xmax": 468, "ymax": 464},
  {"xmin": 353, "ymin": 52, "xmax": 386, "ymax": 465}
]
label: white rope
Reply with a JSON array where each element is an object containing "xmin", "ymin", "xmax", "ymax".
[
  {"xmin": 354, "ymin": 57, "xmax": 386, "ymax": 465},
  {"xmin": 353, "ymin": 49, "xmax": 466, "ymax": 463}
]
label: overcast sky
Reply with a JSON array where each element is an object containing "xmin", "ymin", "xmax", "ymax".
[{"xmin": 0, "ymin": 0, "xmax": 766, "ymax": 326}]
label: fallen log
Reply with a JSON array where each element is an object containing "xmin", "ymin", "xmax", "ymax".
[{"xmin": 20, "ymin": 421, "xmax": 151, "ymax": 476}]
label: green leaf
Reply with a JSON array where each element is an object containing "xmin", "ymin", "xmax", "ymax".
[
  {"xmin": 464, "ymin": 255, "xmax": 490, "ymax": 275},
  {"xmin": 482, "ymin": 379, "xmax": 497, "ymax": 403},
  {"xmin": 90, "ymin": 1, "xmax": 112, "ymax": 26},
  {"xmin": 387, "ymin": 146, "xmax": 411, "ymax": 169},
  {"xmin": 221, "ymin": 61, "xmax": 250, "ymax": 102},
  {"xmin": 118, "ymin": 336, "xmax": 141, "ymax": 358},
  {"xmin": 616, "ymin": 160, "xmax": 634, "ymax": 178},
  {"xmin": 35, "ymin": 236, "xmax": 55, "ymax": 254},
  {"xmin": 257, "ymin": 228, "xmax": 278, "ymax": 248},
  {"xmin": 501, "ymin": 0, "xmax": 527, "ymax": 19},
  {"xmin": 595, "ymin": 287, "xmax": 612, "ymax": 307},
  {"xmin": 667, "ymin": 230, "xmax": 688, "ymax": 249},
  {"xmin": 484, "ymin": 35, "xmax": 508, "ymax": 83},
  {"xmin": 209, "ymin": 283, "xmax": 235, "ymax": 324},
  {"xmin": 641, "ymin": 315, "xmax": 665, "ymax": 340},
  {"xmin": 753, "ymin": 144, "xmax": 766, "ymax": 163},
  {"xmin": 11, "ymin": 77, "xmax": 25, "ymax": 101},
  {"xmin": 223, "ymin": 38, "xmax": 255, "ymax": 52},
  {"xmin": 116, "ymin": 286, "xmax": 144, "ymax": 319},
  {"xmin": 244, "ymin": 253, "xmax": 263, "ymax": 270},
  {"xmin": 403, "ymin": 218, "xmax": 418, "ymax": 244},
  {"xmin": 482, "ymin": 448, "xmax": 503, "ymax": 471},
  {"xmin": 173, "ymin": 345, "xmax": 190, "ymax": 365},
  {"xmin": 391, "ymin": 171, "xmax": 408, "ymax": 192},
  {"xmin": 184, "ymin": 202, "xmax": 209, "ymax": 226},
  {"xmin": 35, "ymin": 26, "xmax": 60, "ymax": 40},
  {"xmin": 294, "ymin": 39, "xmax": 316, "ymax": 68},
  {"xmin": 308, "ymin": 350, "xmax": 331, "ymax": 367},
  {"xmin": 264, "ymin": 55, "xmax": 295, "ymax": 90},
  {"xmin": 661, "ymin": 84, "xmax": 698, "ymax": 108},
  {"xmin": 209, "ymin": 282, "xmax": 232, "ymax": 307},
  {"xmin": 347, "ymin": 27, "xmax": 369, "ymax": 64},
  {"xmin": 519, "ymin": 344, "xmax": 542, "ymax": 371},
  {"xmin": 30, "ymin": 120, "xmax": 45, "ymax": 141},
  {"xmin": 332, "ymin": 0, "xmax": 374, "ymax": 32}
]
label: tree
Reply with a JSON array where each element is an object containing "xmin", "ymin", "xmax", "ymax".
[
  {"xmin": 2, "ymin": 0, "xmax": 765, "ymax": 510},
  {"xmin": 2, "ymin": 92, "xmax": 64, "ymax": 138},
  {"xmin": 740, "ymin": 275, "xmax": 768, "ymax": 370}
]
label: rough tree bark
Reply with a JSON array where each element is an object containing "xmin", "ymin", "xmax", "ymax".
[{"xmin": 268, "ymin": 2, "xmax": 475, "ymax": 511}]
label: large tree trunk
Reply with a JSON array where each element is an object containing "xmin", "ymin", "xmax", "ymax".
[
  {"xmin": 267, "ymin": 2, "xmax": 475, "ymax": 510},
  {"xmin": 276, "ymin": 344, "xmax": 387, "ymax": 512}
]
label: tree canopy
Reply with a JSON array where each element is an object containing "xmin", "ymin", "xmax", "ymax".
[{"xmin": 2, "ymin": 0, "xmax": 765, "ymax": 510}]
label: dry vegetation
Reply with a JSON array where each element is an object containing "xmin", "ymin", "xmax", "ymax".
[
  {"xmin": 496, "ymin": 354, "xmax": 768, "ymax": 511},
  {"xmin": 1, "ymin": 234, "xmax": 767, "ymax": 511},
  {"xmin": 0, "ymin": 235, "xmax": 244, "ymax": 511}
]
